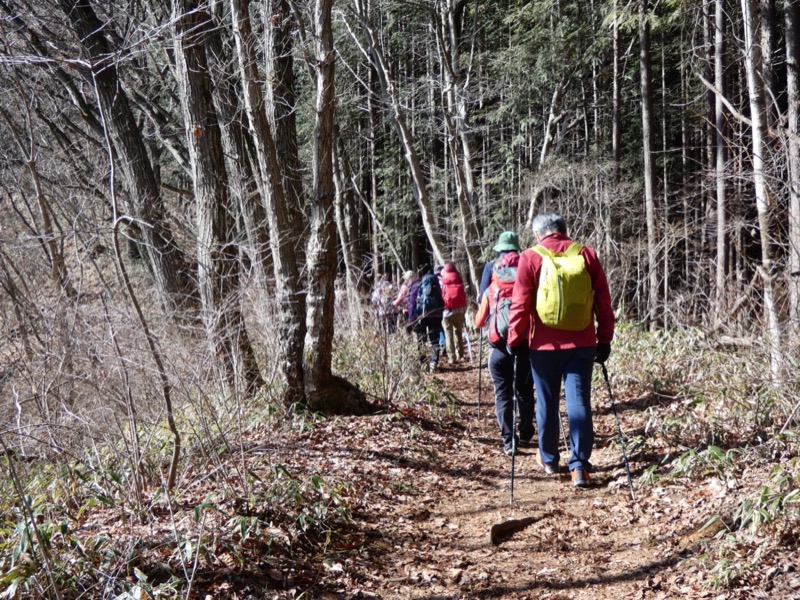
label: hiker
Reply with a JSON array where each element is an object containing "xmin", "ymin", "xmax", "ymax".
[
  {"xmin": 434, "ymin": 265, "xmax": 447, "ymax": 356},
  {"xmin": 479, "ymin": 231, "xmax": 521, "ymax": 301},
  {"xmin": 440, "ymin": 262, "xmax": 468, "ymax": 365},
  {"xmin": 408, "ymin": 265, "xmax": 445, "ymax": 372},
  {"xmin": 393, "ymin": 270, "xmax": 415, "ymax": 326},
  {"xmin": 371, "ymin": 273, "xmax": 399, "ymax": 333},
  {"xmin": 474, "ymin": 251, "xmax": 535, "ymax": 456},
  {"xmin": 507, "ymin": 213, "xmax": 615, "ymax": 488}
]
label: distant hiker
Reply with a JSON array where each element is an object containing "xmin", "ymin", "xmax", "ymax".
[
  {"xmin": 434, "ymin": 265, "xmax": 446, "ymax": 356},
  {"xmin": 507, "ymin": 213, "xmax": 615, "ymax": 488},
  {"xmin": 479, "ymin": 231, "xmax": 521, "ymax": 301},
  {"xmin": 475, "ymin": 251, "xmax": 535, "ymax": 456},
  {"xmin": 409, "ymin": 264, "xmax": 445, "ymax": 372},
  {"xmin": 393, "ymin": 270, "xmax": 415, "ymax": 325},
  {"xmin": 371, "ymin": 273, "xmax": 399, "ymax": 333},
  {"xmin": 440, "ymin": 262, "xmax": 468, "ymax": 365}
]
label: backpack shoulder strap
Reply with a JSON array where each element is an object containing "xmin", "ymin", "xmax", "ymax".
[
  {"xmin": 531, "ymin": 244, "xmax": 553, "ymax": 259},
  {"xmin": 564, "ymin": 242, "xmax": 584, "ymax": 257}
]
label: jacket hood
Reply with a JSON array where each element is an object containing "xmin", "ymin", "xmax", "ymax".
[{"xmin": 441, "ymin": 265, "xmax": 463, "ymax": 285}]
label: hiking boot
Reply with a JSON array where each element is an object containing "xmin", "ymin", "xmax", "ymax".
[
  {"xmin": 518, "ymin": 437, "xmax": 534, "ymax": 448},
  {"xmin": 571, "ymin": 468, "xmax": 591, "ymax": 488},
  {"xmin": 429, "ymin": 361, "xmax": 438, "ymax": 373},
  {"xmin": 537, "ymin": 452, "xmax": 557, "ymax": 475},
  {"xmin": 503, "ymin": 439, "xmax": 518, "ymax": 456}
]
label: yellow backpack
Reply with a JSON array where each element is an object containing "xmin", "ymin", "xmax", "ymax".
[{"xmin": 531, "ymin": 242, "xmax": 594, "ymax": 331}]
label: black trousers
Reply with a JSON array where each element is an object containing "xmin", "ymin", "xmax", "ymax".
[
  {"xmin": 414, "ymin": 318, "xmax": 444, "ymax": 367},
  {"xmin": 488, "ymin": 344, "xmax": 535, "ymax": 446}
]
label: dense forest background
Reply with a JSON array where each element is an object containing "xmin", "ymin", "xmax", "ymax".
[{"xmin": 2, "ymin": 0, "xmax": 800, "ymax": 596}]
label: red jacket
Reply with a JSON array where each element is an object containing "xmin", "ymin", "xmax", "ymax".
[
  {"xmin": 440, "ymin": 264, "xmax": 467, "ymax": 310},
  {"xmin": 506, "ymin": 232, "xmax": 614, "ymax": 350}
]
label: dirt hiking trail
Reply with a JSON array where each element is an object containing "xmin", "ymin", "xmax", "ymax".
[{"xmin": 331, "ymin": 361, "xmax": 747, "ymax": 600}]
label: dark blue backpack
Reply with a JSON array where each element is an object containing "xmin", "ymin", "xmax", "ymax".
[{"xmin": 415, "ymin": 274, "xmax": 444, "ymax": 319}]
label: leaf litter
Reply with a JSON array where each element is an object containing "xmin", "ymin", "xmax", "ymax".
[{"xmin": 33, "ymin": 359, "xmax": 800, "ymax": 598}]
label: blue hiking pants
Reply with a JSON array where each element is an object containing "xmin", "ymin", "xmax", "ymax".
[{"xmin": 530, "ymin": 347, "xmax": 596, "ymax": 473}]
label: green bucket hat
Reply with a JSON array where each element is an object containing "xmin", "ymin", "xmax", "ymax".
[{"xmin": 492, "ymin": 231, "xmax": 520, "ymax": 253}]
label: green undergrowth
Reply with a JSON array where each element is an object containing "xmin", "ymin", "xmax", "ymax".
[
  {"xmin": 332, "ymin": 316, "xmax": 459, "ymax": 419},
  {"xmin": 611, "ymin": 323, "xmax": 800, "ymax": 591},
  {"xmin": 0, "ymin": 314, "xmax": 444, "ymax": 598}
]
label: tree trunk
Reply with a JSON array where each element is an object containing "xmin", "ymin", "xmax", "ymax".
[
  {"xmin": 172, "ymin": 0, "xmax": 264, "ymax": 397},
  {"xmin": 525, "ymin": 80, "xmax": 566, "ymax": 229},
  {"xmin": 230, "ymin": 0, "xmax": 307, "ymax": 406},
  {"xmin": 435, "ymin": 0, "xmax": 483, "ymax": 290},
  {"xmin": 437, "ymin": 0, "xmax": 481, "ymax": 289},
  {"xmin": 786, "ymin": 0, "xmax": 800, "ymax": 336},
  {"xmin": 58, "ymin": 0, "xmax": 195, "ymax": 313},
  {"xmin": 741, "ymin": 0, "xmax": 783, "ymax": 380},
  {"xmin": 761, "ymin": 0, "xmax": 778, "ymax": 128},
  {"xmin": 305, "ymin": 0, "xmax": 367, "ymax": 414},
  {"xmin": 205, "ymin": 8, "xmax": 273, "ymax": 293},
  {"xmin": 714, "ymin": 0, "xmax": 728, "ymax": 322},
  {"xmin": 332, "ymin": 132, "xmax": 358, "ymax": 294},
  {"xmin": 640, "ymin": 0, "xmax": 659, "ymax": 327},
  {"xmin": 612, "ymin": 0, "xmax": 621, "ymax": 189},
  {"xmin": 349, "ymin": 1, "xmax": 447, "ymax": 266},
  {"xmin": 264, "ymin": 0, "xmax": 307, "ymax": 262}
]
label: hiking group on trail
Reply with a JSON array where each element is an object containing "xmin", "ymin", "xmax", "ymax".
[{"xmin": 369, "ymin": 212, "xmax": 615, "ymax": 489}]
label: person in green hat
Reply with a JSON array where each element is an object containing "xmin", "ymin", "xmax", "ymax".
[{"xmin": 478, "ymin": 231, "xmax": 521, "ymax": 301}]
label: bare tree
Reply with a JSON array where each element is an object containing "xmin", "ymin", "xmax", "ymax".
[
  {"xmin": 714, "ymin": 0, "xmax": 728, "ymax": 321},
  {"xmin": 58, "ymin": 0, "xmax": 196, "ymax": 313},
  {"xmin": 346, "ymin": 0, "xmax": 447, "ymax": 267},
  {"xmin": 172, "ymin": 0, "xmax": 264, "ymax": 396},
  {"xmin": 741, "ymin": 0, "xmax": 783, "ymax": 379},
  {"xmin": 230, "ymin": 0, "xmax": 307, "ymax": 406},
  {"xmin": 433, "ymin": 0, "xmax": 482, "ymax": 288},
  {"xmin": 305, "ymin": 0, "xmax": 366, "ymax": 413},
  {"xmin": 639, "ymin": 0, "xmax": 659, "ymax": 327},
  {"xmin": 787, "ymin": 0, "xmax": 800, "ymax": 334}
]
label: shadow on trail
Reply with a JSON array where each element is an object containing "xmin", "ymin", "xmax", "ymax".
[
  {"xmin": 593, "ymin": 389, "xmax": 682, "ymax": 417},
  {"xmin": 415, "ymin": 552, "xmax": 687, "ymax": 599}
]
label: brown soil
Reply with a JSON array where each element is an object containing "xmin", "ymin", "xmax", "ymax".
[
  {"xmin": 107, "ymin": 356, "xmax": 798, "ymax": 599},
  {"xmin": 312, "ymin": 361, "xmax": 797, "ymax": 600}
]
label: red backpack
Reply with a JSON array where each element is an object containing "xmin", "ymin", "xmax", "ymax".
[
  {"xmin": 487, "ymin": 252, "xmax": 519, "ymax": 345},
  {"xmin": 440, "ymin": 264, "xmax": 467, "ymax": 310}
]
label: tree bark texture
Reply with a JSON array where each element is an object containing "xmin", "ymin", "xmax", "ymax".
[
  {"xmin": 715, "ymin": 0, "xmax": 728, "ymax": 319},
  {"xmin": 306, "ymin": 0, "xmax": 366, "ymax": 414},
  {"xmin": 786, "ymin": 0, "xmax": 800, "ymax": 333},
  {"xmin": 172, "ymin": 0, "xmax": 264, "ymax": 397},
  {"xmin": 264, "ymin": 0, "xmax": 307, "ymax": 262},
  {"xmin": 59, "ymin": 0, "xmax": 196, "ymax": 313},
  {"xmin": 230, "ymin": 0, "xmax": 307, "ymax": 406},
  {"xmin": 639, "ymin": 0, "xmax": 659, "ymax": 327},
  {"xmin": 741, "ymin": 0, "xmax": 783, "ymax": 379}
]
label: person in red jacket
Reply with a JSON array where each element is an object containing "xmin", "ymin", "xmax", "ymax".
[
  {"xmin": 506, "ymin": 213, "xmax": 615, "ymax": 488},
  {"xmin": 440, "ymin": 262, "xmax": 467, "ymax": 364}
]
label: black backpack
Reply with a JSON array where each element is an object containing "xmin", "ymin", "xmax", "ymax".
[{"xmin": 415, "ymin": 274, "xmax": 444, "ymax": 318}]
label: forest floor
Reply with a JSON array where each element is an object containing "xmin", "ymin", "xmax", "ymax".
[
  {"xmin": 80, "ymin": 349, "xmax": 800, "ymax": 599},
  {"xmin": 263, "ymin": 357, "xmax": 798, "ymax": 600}
]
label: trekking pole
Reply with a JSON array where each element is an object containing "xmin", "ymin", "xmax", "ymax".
[
  {"xmin": 477, "ymin": 327, "xmax": 484, "ymax": 416},
  {"xmin": 464, "ymin": 330, "xmax": 474, "ymax": 362},
  {"xmin": 510, "ymin": 354, "xmax": 518, "ymax": 506},
  {"xmin": 601, "ymin": 363, "xmax": 636, "ymax": 501},
  {"xmin": 558, "ymin": 408, "xmax": 570, "ymax": 454}
]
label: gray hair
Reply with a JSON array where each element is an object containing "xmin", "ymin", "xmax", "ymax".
[{"xmin": 531, "ymin": 213, "xmax": 567, "ymax": 237}]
